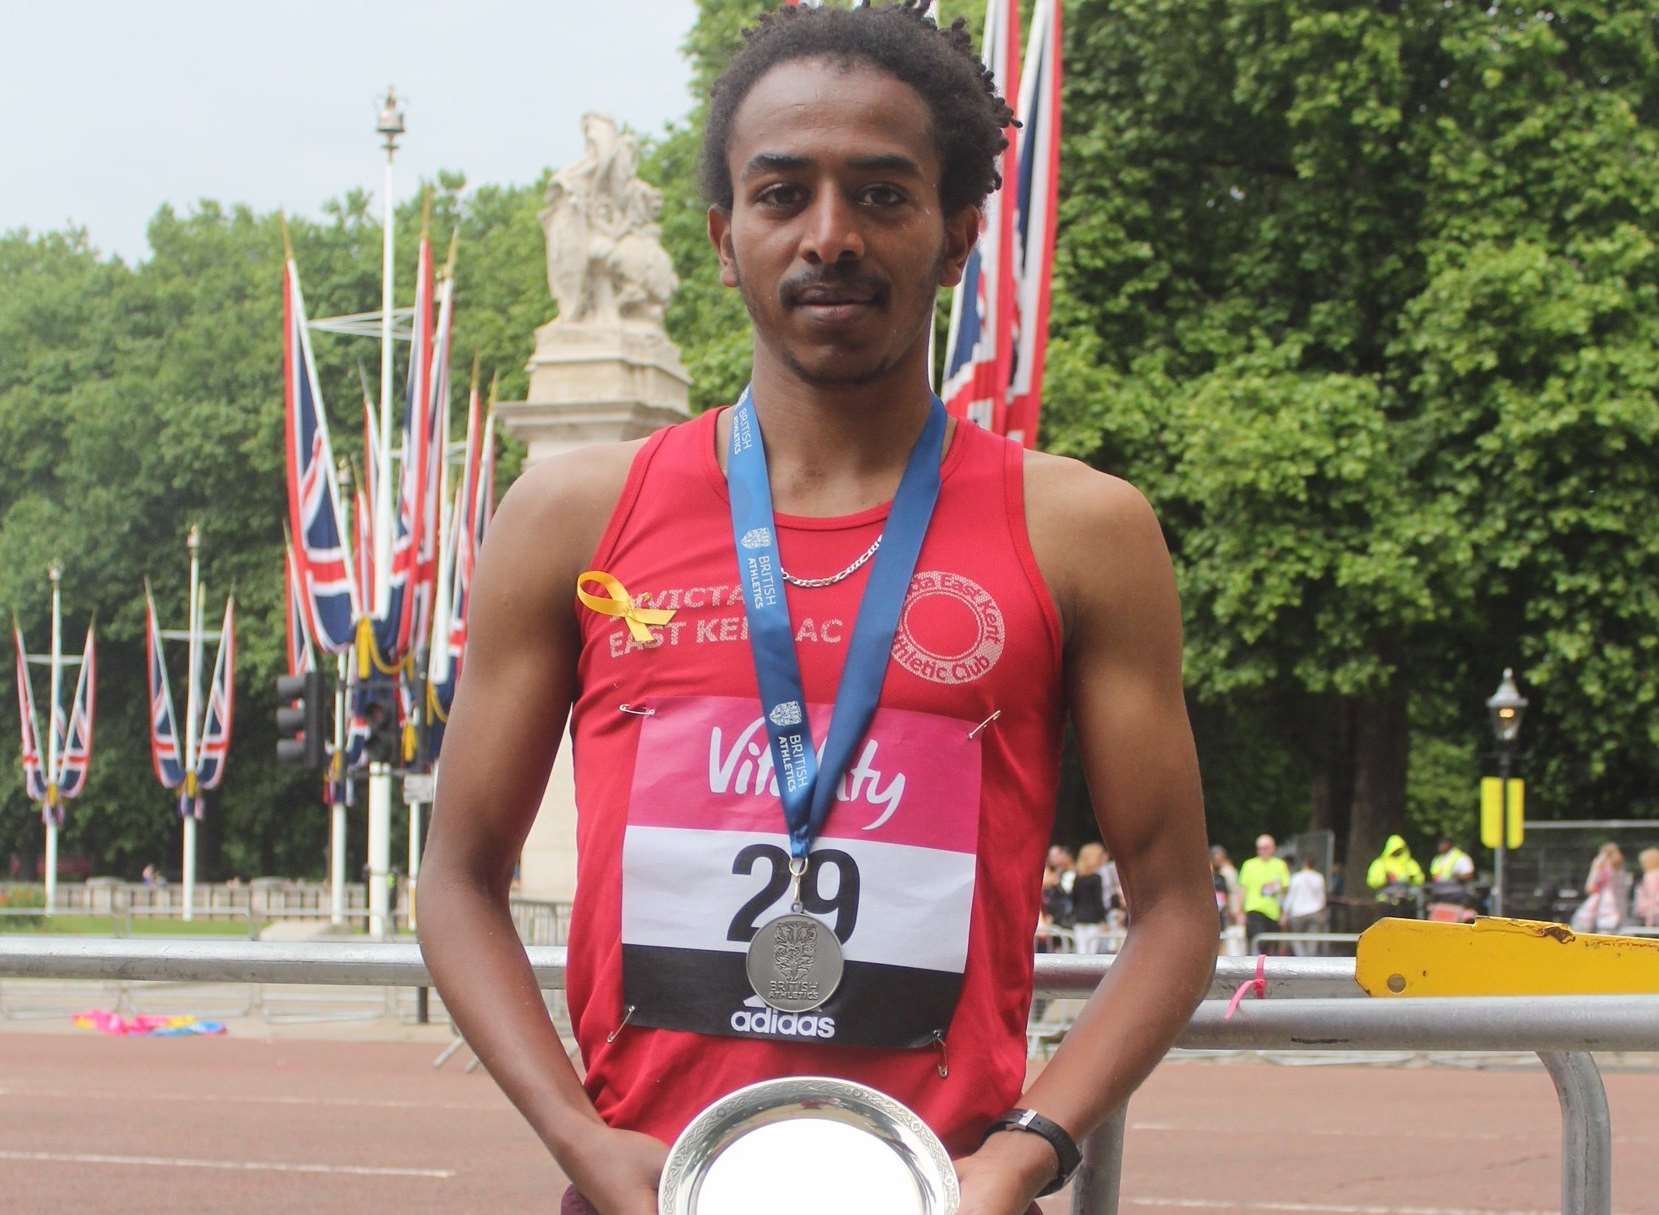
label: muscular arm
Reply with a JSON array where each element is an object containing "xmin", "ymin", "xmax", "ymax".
[
  {"xmin": 416, "ymin": 442, "xmax": 660, "ymax": 1212},
  {"xmin": 965, "ymin": 457, "xmax": 1216, "ymax": 1206}
]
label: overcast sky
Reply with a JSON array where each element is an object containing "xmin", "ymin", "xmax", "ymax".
[{"xmin": 4, "ymin": 1, "xmax": 698, "ymax": 263}]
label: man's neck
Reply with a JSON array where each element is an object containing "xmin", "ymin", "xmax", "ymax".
[{"xmin": 724, "ymin": 348, "xmax": 942, "ymax": 518}]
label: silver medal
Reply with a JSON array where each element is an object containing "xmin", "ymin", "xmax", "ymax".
[
  {"xmin": 745, "ymin": 856, "xmax": 844, "ymax": 1012},
  {"xmin": 746, "ymin": 911, "xmax": 844, "ymax": 1012}
]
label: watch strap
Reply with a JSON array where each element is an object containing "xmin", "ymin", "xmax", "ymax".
[{"xmin": 981, "ymin": 1107, "xmax": 1082, "ymax": 1197}]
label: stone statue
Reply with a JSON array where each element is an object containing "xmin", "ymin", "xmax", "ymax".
[{"xmin": 541, "ymin": 113, "xmax": 678, "ymax": 328}]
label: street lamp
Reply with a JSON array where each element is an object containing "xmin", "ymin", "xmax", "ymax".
[{"xmin": 1485, "ymin": 668, "xmax": 1529, "ymax": 916}]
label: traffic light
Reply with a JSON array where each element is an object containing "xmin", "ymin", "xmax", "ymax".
[{"xmin": 276, "ymin": 669, "xmax": 326, "ymax": 768}]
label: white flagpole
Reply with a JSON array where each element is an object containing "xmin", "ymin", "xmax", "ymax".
[
  {"xmin": 181, "ymin": 527, "xmax": 202, "ymax": 922},
  {"xmin": 373, "ymin": 89, "xmax": 404, "ymax": 619},
  {"xmin": 333, "ymin": 653, "xmax": 349, "ymax": 928},
  {"xmin": 44, "ymin": 565, "xmax": 61, "ymax": 917},
  {"xmin": 368, "ymin": 95, "xmax": 405, "ymax": 939},
  {"xmin": 331, "ymin": 461, "xmax": 351, "ymax": 928}
]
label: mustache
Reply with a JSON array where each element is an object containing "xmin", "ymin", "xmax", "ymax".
[{"xmin": 778, "ymin": 266, "xmax": 889, "ymax": 307}]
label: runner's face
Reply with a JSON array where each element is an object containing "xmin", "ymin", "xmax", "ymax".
[{"xmin": 710, "ymin": 58, "xmax": 977, "ymax": 388}]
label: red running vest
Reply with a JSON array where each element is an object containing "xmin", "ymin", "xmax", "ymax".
[{"xmin": 566, "ymin": 406, "xmax": 1064, "ymax": 1156}]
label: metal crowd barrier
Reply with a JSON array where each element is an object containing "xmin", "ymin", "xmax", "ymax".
[{"xmin": 0, "ymin": 940, "xmax": 1651, "ymax": 1215}]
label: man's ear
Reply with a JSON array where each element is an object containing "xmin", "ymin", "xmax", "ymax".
[
  {"xmin": 937, "ymin": 205, "xmax": 982, "ymax": 289},
  {"xmin": 708, "ymin": 205, "xmax": 739, "ymax": 288}
]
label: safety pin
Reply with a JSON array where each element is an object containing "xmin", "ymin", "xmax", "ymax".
[
  {"xmin": 618, "ymin": 704, "xmax": 655, "ymax": 717},
  {"xmin": 607, "ymin": 1004, "xmax": 637, "ymax": 1042},
  {"xmin": 967, "ymin": 710, "xmax": 1001, "ymax": 740}
]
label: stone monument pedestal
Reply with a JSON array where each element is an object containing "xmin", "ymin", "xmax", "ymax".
[
  {"xmin": 499, "ymin": 321, "xmax": 691, "ymax": 463},
  {"xmin": 496, "ymin": 321, "xmax": 691, "ymax": 905}
]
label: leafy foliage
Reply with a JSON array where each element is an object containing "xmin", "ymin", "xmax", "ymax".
[{"xmin": 4, "ymin": 0, "xmax": 1658, "ymax": 883}]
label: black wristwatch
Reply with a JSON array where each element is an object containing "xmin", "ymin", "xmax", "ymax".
[{"xmin": 981, "ymin": 1108, "xmax": 1083, "ymax": 1197}]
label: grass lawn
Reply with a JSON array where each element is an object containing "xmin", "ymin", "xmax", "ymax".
[{"xmin": 0, "ymin": 915, "xmax": 262, "ymax": 937}]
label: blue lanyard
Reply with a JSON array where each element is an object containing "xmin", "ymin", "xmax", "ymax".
[{"xmin": 726, "ymin": 386, "xmax": 946, "ymax": 861}]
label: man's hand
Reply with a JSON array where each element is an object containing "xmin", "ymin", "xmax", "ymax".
[
  {"xmin": 564, "ymin": 1124, "xmax": 669, "ymax": 1215},
  {"xmin": 955, "ymin": 1129, "xmax": 1056, "ymax": 1215}
]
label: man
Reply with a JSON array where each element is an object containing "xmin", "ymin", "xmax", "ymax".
[
  {"xmin": 1237, "ymin": 835, "xmax": 1292, "ymax": 953},
  {"xmin": 417, "ymin": 6, "xmax": 1215, "ymax": 1214},
  {"xmin": 1428, "ymin": 838, "xmax": 1475, "ymax": 887}
]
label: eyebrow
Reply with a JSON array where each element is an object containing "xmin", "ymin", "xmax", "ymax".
[{"xmin": 739, "ymin": 152, "xmax": 926, "ymax": 180}]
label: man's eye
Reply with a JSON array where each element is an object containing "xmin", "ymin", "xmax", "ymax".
[
  {"xmin": 861, "ymin": 185, "xmax": 905, "ymax": 206},
  {"xmin": 757, "ymin": 184, "xmax": 805, "ymax": 208}
]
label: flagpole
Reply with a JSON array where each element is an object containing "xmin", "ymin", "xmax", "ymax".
[
  {"xmin": 365, "ymin": 93, "xmax": 404, "ymax": 940},
  {"xmin": 44, "ymin": 565, "xmax": 62, "ymax": 917},
  {"xmin": 182, "ymin": 527, "xmax": 202, "ymax": 922},
  {"xmin": 333, "ymin": 653, "xmax": 348, "ymax": 927},
  {"xmin": 374, "ymin": 88, "xmax": 405, "ymax": 619},
  {"xmin": 331, "ymin": 459, "xmax": 351, "ymax": 928}
]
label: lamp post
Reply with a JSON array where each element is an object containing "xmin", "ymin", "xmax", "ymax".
[{"xmin": 1485, "ymin": 668, "xmax": 1529, "ymax": 916}]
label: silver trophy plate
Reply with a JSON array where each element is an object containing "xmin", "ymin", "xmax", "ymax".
[{"xmin": 658, "ymin": 1076, "xmax": 960, "ymax": 1215}]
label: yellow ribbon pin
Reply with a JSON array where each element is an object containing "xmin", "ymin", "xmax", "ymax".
[{"xmin": 577, "ymin": 570, "xmax": 676, "ymax": 643}]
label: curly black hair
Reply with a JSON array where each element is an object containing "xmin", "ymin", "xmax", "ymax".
[{"xmin": 699, "ymin": 0, "xmax": 1017, "ymax": 217}]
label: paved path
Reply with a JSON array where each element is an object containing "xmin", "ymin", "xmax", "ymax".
[{"xmin": 0, "ymin": 1025, "xmax": 1654, "ymax": 1214}]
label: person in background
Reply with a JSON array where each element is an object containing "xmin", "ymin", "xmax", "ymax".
[
  {"xmin": 1209, "ymin": 846, "xmax": 1241, "ymax": 943},
  {"xmin": 1237, "ymin": 835, "xmax": 1292, "ymax": 953},
  {"xmin": 1635, "ymin": 847, "xmax": 1659, "ymax": 929},
  {"xmin": 1281, "ymin": 855, "xmax": 1329, "ymax": 956},
  {"xmin": 1425, "ymin": 836, "xmax": 1478, "ymax": 921},
  {"xmin": 1040, "ymin": 847, "xmax": 1076, "ymax": 944},
  {"xmin": 1571, "ymin": 842, "xmax": 1630, "ymax": 934},
  {"xmin": 1047, "ymin": 845, "xmax": 1077, "ymax": 899},
  {"xmin": 1366, "ymin": 835, "xmax": 1425, "ymax": 904},
  {"xmin": 1070, "ymin": 843, "xmax": 1115, "ymax": 955},
  {"xmin": 1036, "ymin": 865, "xmax": 1064, "ymax": 953},
  {"xmin": 1428, "ymin": 838, "xmax": 1475, "ymax": 887}
]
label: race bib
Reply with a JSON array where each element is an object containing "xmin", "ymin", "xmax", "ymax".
[{"xmin": 620, "ymin": 695, "xmax": 981, "ymax": 1049}]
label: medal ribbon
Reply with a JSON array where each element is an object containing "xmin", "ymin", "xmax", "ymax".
[{"xmin": 726, "ymin": 385, "xmax": 946, "ymax": 861}]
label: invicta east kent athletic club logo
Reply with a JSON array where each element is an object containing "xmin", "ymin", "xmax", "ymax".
[{"xmin": 892, "ymin": 570, "xmax": 1006, "ymax": 686}]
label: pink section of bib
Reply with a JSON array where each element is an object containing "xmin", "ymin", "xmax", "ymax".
[{"xmin": 626, "ymin": 695, "xmax": 980, "ymax": 854}]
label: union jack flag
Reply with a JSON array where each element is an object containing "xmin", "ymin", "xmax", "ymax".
[
  {"xmin": 427, "ymin": 372, "xmax": 497, "ymax": 748},
  {"xmin": 398, "ymin": 254, "xmax": 453, "ymax": 659},
  {"xmin": 366, "ymin": 230, "xmax": 433, "ymax": 667},
  {"xmin": 144, "ymin": 586, "xmax": 186, "ymax": 791},
  {"xmin": 195, "ymin": 599, "xmax": 235, "ymax": 793},
  {"xmin": 942, "ymin": 0, "xmax": 1021, "ymax": 434},
  {"xmin": 343, "ymin": 671, "xmax": 372, "ymax": 773},
  {"xmin": 357, "ymin": 393, "xmax": 378, "ymax": 608},
  {"xmin": 1004, "ymin": 0, "xmax": 1063, "ymax": 448},
  {"xmin": 285, "ymin": 539, "xmax": 316, "ymax": 682},
  {"xmin": 12, "ymin": 623, "xmax": 48, "ymax": 803},
  {"xmin": 53, "ymin": 624, "xmax": 96, "ymax": 802},
  {"xmin": 284, "ymin": 249, "xmax": 359, "ymax": 653}
]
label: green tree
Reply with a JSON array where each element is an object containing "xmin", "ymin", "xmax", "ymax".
[{"xmin": 1047, "ymin": 0, "xmax": 1659, "ymax": 874}]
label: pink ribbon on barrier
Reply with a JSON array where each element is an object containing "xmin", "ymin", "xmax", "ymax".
[{"xmin": 1223, "ymin": 954, "xmax": 1268, "ymax": 1020}]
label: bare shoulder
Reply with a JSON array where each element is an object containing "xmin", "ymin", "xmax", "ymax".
[
  {"xmin": 1021, "ymin": 448, "xmax": 1173, "ymax": 645},
  {"xmin": 489, "ymin": 438, "xmax": 648, "ymax": 579},
  {"xmin": 470, "ymin": 437, "xmax": 649, "ymax": 647}
]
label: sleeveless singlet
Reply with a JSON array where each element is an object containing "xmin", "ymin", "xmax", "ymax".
[{"xmin": 564, "ymin": 406, "xmax": 1064, "ymax": 1156}]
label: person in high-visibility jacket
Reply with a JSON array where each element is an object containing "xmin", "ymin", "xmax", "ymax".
[
  {"xmin": 1367, "ymin": 834, "xmax": 1425, "ymax": 897},
  {"xmin": 1238, "ymin": 834, "xmax": 1292, "ymax": 951},
  {"xmin": 1428, "ymin": 839, "xmax": 1475, "ymax": 886}
]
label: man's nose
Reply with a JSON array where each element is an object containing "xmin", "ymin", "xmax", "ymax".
[{"xmin": 799, "ymin": 191, "xmax": 864, "ymax": 264}]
